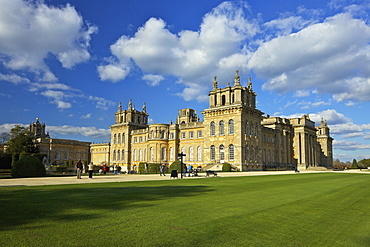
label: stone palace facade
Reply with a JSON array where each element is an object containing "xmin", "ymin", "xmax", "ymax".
[{"xmin": 91, "ymin": 71, "xmax": 333, "ymax": 172}]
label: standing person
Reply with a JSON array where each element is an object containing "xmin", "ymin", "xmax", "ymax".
[
  {"xmin": 160, "ymin": 164, "xmax": 166, "ymax": 176},
  {"xmin": 113, "ymin": 164, "xmax": 118, "ymax": 175},
  {"xmin": 183, "ymin": 164, "xmax": 187, "ymax": 177},
  {"xmin": 76, "ymin": 159, "xmax": 83, "ymax": 179},
  {"xmin": 103, "ymin": 163, "xmax": 107, "ymax": 174},
  {"xmin": 88, "ymin": 162, "xmax": 94, "ymax": 179},
  {"xmin": 187, "ymin": 164, "xmax": 193, "ymax": 177}
]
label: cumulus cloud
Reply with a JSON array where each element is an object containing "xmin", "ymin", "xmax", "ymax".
[
  {"xmin": 252, "ymin": 12, "xmax": 370, "ymax": 103},
  {"xmin": 98, "ymin": 1, "xmax": 258, "ymax": 101},
  {"xmin": 142, "ymin": 74, "xmax": 164, "ymax": 86},
  {"xmin": 0, "ymin": 0, "xmax": 97, "ymax": 81}
]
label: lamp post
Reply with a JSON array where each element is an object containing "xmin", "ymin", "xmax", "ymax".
[{"xmin": 178, "ymin": 152, "xmax": 186, "ymax": 179}]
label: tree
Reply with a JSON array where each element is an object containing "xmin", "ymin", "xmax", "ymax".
[
  {"xmin": 351, "ymin": 159, "xmax": 358, "ymax": 169},
  {"xmin": 6, "ymin": 125, "xmax": 38, "ymax": 155},
  {"xmin": 0, "ymin": 132, "xmax": 10, "ymax": 144}
]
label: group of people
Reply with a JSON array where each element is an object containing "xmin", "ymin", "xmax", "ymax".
[
  {"xmin": 76, "ymin": 161, "xmax": 122, "ymax": 179},
  {"xmin": 76, "ymin": 160, "xmax": 95, "ymax": 179}
]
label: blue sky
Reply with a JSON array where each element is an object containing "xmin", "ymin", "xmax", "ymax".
[{"xmin": 1, "ymin": 0, "xmax": 370, "ymax": 162}]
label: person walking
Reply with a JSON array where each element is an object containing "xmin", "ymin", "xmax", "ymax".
[
  {"xmin": 88, "ymin": 162, "xmax": 94, "ymax": 179},
  {"xmin": 76, "ymin": 159, "xmax": 83, "ymax": 179},
  {"xmin": 160, "ymin": 164, "xmax": 166, "ymax": 176},
  {"xmin": 103, "ymin": 163, "xmax": 107, "ymax": 174},
  {"xmin": 113, "ymin": 164, "xmax": 118, "ymax": 175}
]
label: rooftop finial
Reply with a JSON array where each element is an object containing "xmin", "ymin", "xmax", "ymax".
[
  {"xmin": 213, "ymin": 76, "xmax": 218, "ymax": 89},
  {"xmin": 248, "ymin": 77, "xmax": 252, "ymax": 90},
  {"xmin": 118, "ymin": 102, "xmax": 122, "ymax": 111},
  {"xmin": 234, "ymin": 70, "xmax": 240, "ymax": 86}
]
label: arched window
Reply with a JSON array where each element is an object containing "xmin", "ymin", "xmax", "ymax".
[
  {"xmin": 245, "ymin": 147, "xmax": 249, "ymax": 162},
  {"xmin": 220, "ymin": 145, "xmax": 225, "ymax": 162},
  {"xmin": 118, "ymin": 133, "xmax": 121, "ymax": 144},
  {"xmin": 134, "ymin": 150, "xmax": 137, "ymax": 161},
  {"xmin": 113, "ymin": 134, "xmax": 116, "ymax": 144},
  {"xmin": 229, "ymin": 119, "xmax": 234, "ymax": 135},
  {"xmin": 117, "ymin": 150, "xmax": 120, "ymax": 161},
  {"xmin": 64, "ymin": 150, "xmax": 69, "ymax": 160},
  {"xmin": 181, "ymin": 147, "xmax": 186, "ymax": 161},
  {"xmin": 210, "ymin": 145, "xmax": 215, "ymax": 161},
  {"xmin": 150, "ymin": 147, "xmax": 154, "ymax": 161},
  {"xmin": 229, "ymin": 145, "xmax": 234, "ymax": 161},
  {"xmin": 219, "ymin": 121, "xmax": 225, "ymax": 136},
  {"xmin": 245, "ymin": 122, "xmax": 248, "ymax": 135},
  {"xmin": 122, "ymin": 149, "xmax": 125, "ymax": 161},
  {"xmin": 189, "ymin": 147, "xmax": 194, "ymax": 161},
  {"xmin": 113, "ymin": 150, "xmax": 116, "ymax": 161},
  {"xmin": 161, "ymin": 147, "xmax": 166, "ymax": 161},
  {"xmin": 255, "ymin": 125, "xmax": 259, "ymax": 137},
  {"xmin": 210, "ymin": 122, "xmax": 215, "ymax": 136},
  {"xmin": 197, "ymin": 146, "xmax": 202, "ymax": 161},
  {"xmin": 170, "ymin": 147, "xmax": 173, "ymax": 161},
  {"xmin": 139, "ymin": 149, "xmax": 143, "ymax": 161},
  {"xmin": 122, "ymin": 133, "xmax": 125, "ymax": 143}
]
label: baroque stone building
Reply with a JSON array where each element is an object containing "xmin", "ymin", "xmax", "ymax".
[
  {"xmin": 29, "ymin": 118, "xmax": 91, "ymax": 167},
  {"xmin": 91, "ymin": 71, "xmax": 333, "ymax": 172}
]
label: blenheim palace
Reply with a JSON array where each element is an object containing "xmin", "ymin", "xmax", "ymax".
[{"xmin": 30, "ymin": 71, "xmax": 333, "ymax": 172}]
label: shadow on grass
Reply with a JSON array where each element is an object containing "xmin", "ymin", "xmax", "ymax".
[{"xmin": 0, "ymin": 184, "xmax": 212, "ymax": 230}]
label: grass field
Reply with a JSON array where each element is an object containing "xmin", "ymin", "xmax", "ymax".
[{"xmin": 1, "ymin": 173, "xmax": 369, "ymax": 246}]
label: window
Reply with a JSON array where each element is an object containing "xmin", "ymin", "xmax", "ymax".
[
  {"xmin": 198, "ymin": 130, "xmax": 202, "ymax": 138},
  {"xmin": 245, "ymin": 122, "xmax": 248, "ymax": 135},
  {"xmin": 139, "ymin": 149, "xmax": 143, "ymax": 161},
  {"xmin": 161, "ymin": 131, "xmax": 165, "ymax": 139},
  {"xmin": 189, "ymin": 131, "xmax": 194, "ymax": 139},
  {"xmin": 117, "ymin": 150, "xmax": 120, "ymax": 161},
  {"xmin": 220, "ymin": 145, "xmax": 225, "ymax": 161},
  {"xmin": 118, "ymin": 133, "xmax": 121, "ymax": 144},
  {"xmin": 245, "ymin": 147, "xmax": 249, "ymax": 162},
  {"xmin": 189, "ymin": 147, "xmax": 194, "ymax": 161},
  {"xmin": 219, "ymin": 121, "xmax": 225, "ymax": 135},
  {"xmin": 122, "ymin": 149, "xmax": 125, "ymax": 161},
  {"xmin": 229, "ymin": 145, "xmax": 234, "ymax": 161},
  {"xmin": 170, "ymin": 147, "xmax": 173, "ymax": 161},
  {"xmin": 122, "ymin": 133, "xmax": 125, "ymax": 143},
  {"xmin": 181, "ymin": 147, "xmax": 186, "ymax": 161},
  {"xmin": 151, "ymin": 131, "xmax": 155, "ymax": 139},
  {"xmin": 64, "ymin": 151, "xmax": 69, "ymax": 160},
  {"xmin": 150, "ymin": 147, "xmax": 154, "ymax": 161},
  {"xmin": 210, "ymin": 145, "xmax": 215, "ymax": 161},
  {"xmin": 210, "ymin": 122, "xmax": 215, "ymax": 136},
  {"xmin": 113, "ymin": 134, "xmax": 116, "ymax": 144},
  {"xmin": 55, "ymin": 150, "xmax": 60, "ymax": 160},
  {"xmin": 139, "ymin": 136, "xmax": 143, "ymax": 143},
  {"xmin": 229, "ymin": 119, "xmax": 234, "ymax": 135},
  {"xmin": 134, "ymin": 149, "xmax": 137, "ymax": 161},
  {"xmin": 113, "ymin": 150, "xmax": 116, "ymax": 161},
  {"xmin": 182, "ymin": 132, "xmax": 186, "ymax": 139},
  {"xmin": 197, "ymin": 146, "xmax": 202, "ymax": 161},
  {"xmin": 161, "ymin": 147, "xmax": 166, "ymax": 161},
  {"xmin": 134, "ymin": 137, "xmax": 137, "ymax": 143}
]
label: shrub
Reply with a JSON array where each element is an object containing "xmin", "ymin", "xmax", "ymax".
[
  {"xmin": 170, "ymin": 160, "xmax": 182, "ymax": 173},
  {"xmin": 148, "ymin": 163, "xmax": 161, "ymax": 173},
  {"xmin": 138, "ymin": 162, "xmax": 147, "ymax": 173},
  {"xmin": 222, "ymin": 163, "xmax": 231, "ymax": 172},
  {"xmin": 0, "ymin": 152, "xmax": 12, "ymax": 169},
  {"xmin": 11, "ymin": 155, "xmax": 46, "ymax": 178}
]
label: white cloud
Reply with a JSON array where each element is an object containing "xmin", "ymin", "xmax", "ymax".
[
  {"xmin": 333, "ymin": 140, "xmax": 370, "ymax": 150},
  {"xmin": 41, "ymin": 90, "xmax": 72, "ymax": 109},
  {"xmin": 294, "ymin": 90, "xmax": 310, "ymax": 97},
  {"xmin": 142, "ymin": 74, "xmax": 164, "ymax": 86},
  {"xmin": 0, "ymin": 73, "xmax": 30, "ymax": 84},
  {"xmin": 81, "ymin": 113, "xmax": 92, "ymax": 119},
  {"xmin": 0, "ymin": 0, "xmax": 97, "ymax": 81},
  {"xmin": 98, "ymin": 1, "xmax": 259, "ymax": 101},
  {"xmin": 251, "ymin": 12, "xmax": 370, "ymax": 104},
  {"xmin": 97, "ymin": 63, "xmax": 130, "ymax": 82}
]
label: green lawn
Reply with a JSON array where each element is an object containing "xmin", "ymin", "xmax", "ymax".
[{"xmin": 1, "ymin": 173, "xmax": 369, "ymax": 246}]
